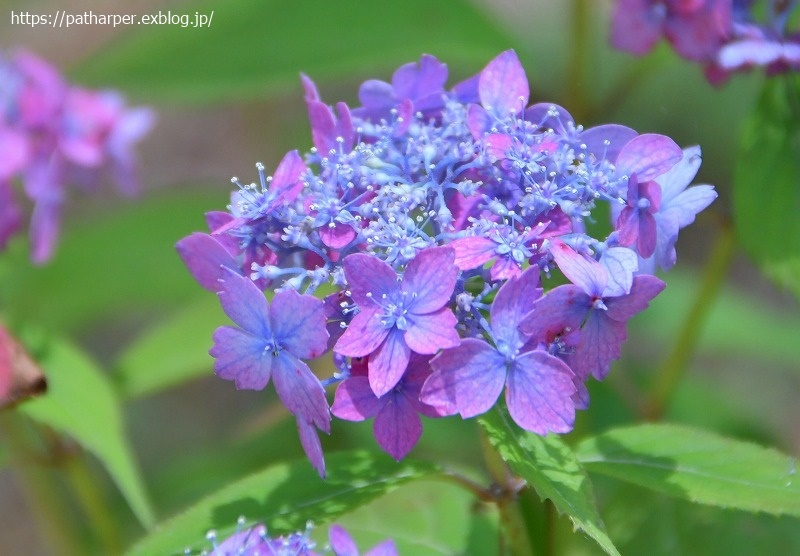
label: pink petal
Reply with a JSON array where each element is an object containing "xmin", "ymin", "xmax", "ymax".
[
  {"xmin": 270, "ymin": 150, "xmax": 306, "ymax": 203},
  {"xmin": 404, "ymin": 308, "xmax": 460, "ymax": 354},
  {"xmin": 450, "ymin": 236, "xmax": 496, "ymax": 270},
  {"xmin": 334, "ymin": 307, "xmax": 388, "ymax": 358},
  {"xmin": 478, "ymin": 50, "xmax": 529, "ymax": 116},
  {"xmin": 549, "ymin": 239, "xmax": 606, "ymax": 297},
  {"xmin": 615, "ymin": 134, "xmax": 683, "ymax": 182}
]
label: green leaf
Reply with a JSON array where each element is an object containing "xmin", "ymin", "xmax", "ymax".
[
  {"xmin": 0, "ymin": 188, "xmax": 224, "ymax": 332},
  {"xmin": 19, "ymin": 337, "xmax": 155, "ymax": 528},
  {"xmin": 332, "ymin": 478, "xmax": 499, "ymax": 555},
  {"xmin": 113, "ymin": 296, "xmax": 221, "ymax": 398},
  {"xmin": 575, "ymin": 424, "xmax": 800, "ymax": 517},
  {"xmin": 73, "ymin": 0, "xmax": 519, "ymax": 103},
  {"xmin": 734, "ymin": 75, "xmax": 800, "ymax": 298},
  {"xmin": 125, "ymin": 451, "xmax": 436, "ymax": 556},
  {"xmin": 478, "ymin": 408, "xmax": 620, "ymax": 556}
]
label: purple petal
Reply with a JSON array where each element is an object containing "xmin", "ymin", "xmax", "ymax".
[
  {"xmin": 392, "ymin": 54, "xmax": 448, "ymax": 102},
  {"xmin": 636, "ymin": 211, "xmax": 658, "ymax": 258},
  {"xmin": 523, "ymin": 103, "xmax": 574, "ymax": 134},
  {"xmin": 402, "ymin": 247, "xmax": 457, "ymax": 312},
  {"xmin": 329, "ymin": 525, "xmax": 358, "ymax": 556},
  {"xmin": 610, "ymin": 0, "xmax": 664, "ymax": 55},
  {"xmin": 580, "ymin": 124, "xmax": 637, "ymax": 161},
  {"xmin": 450, "ymin": 236, "xmax": 496, "ymax": 270},
  {"xmin": 467, "ymin": 103, "xmax": 492, "ymax": 139},
  {"xmin": 663, "ymin": 184, "xmax": 717, "ymax": 229},
  {"xmin": 489, "ymin": 256, "xmax": 523, "ymax": 281},
  {"xmin": 335, "ymin": 102, "xmax": 355, "ymax": 150},
  {"xmin": 29, "ymin": 198, "xmax": 62, "ymax": 264},
  {"xmin": 368, "ymin": 329, "xmax": 411, "ymax": 397},
  {"xmin": 616, "ymin": 206, "xmax": 641, "ymax": 248},
  {"xmin": 426, "ymin": 338, "xmax": 506, "ymax": 419},
  {"xmin": 320, "ymin": 222, "xmax": 357, "ymax": 249},
  {"xmin": 300, "ymin": 73, "xmax": 321, "ymax": 102},
  {"xmin": 334, "ymin": 307, "xmax": 388, "ymax": 357},
  {"xmin": 0, "ymin": 128, "xmax": 30, "ymax": 179},
  {"xmin": 374, "ymin": 392, "xmax": 422, "ymax": 460},
  {"xmin": 358, "ymin": 78, "xmax": 394, "ymax": 111},
  {"xmin": 343, "ymin": 253, "xmax": 399, "ymax": 306},
  {"xmin": 270, "ymin": 150, "xmax": 306, "ymax": 203},
  {"xmin": 657, "ymin": 145, "xmax": 702, "ymax": 204},
  {"xmin": 403, "ymin": 308, "xmax": 460, "ymax": 354},
  {"xmin": 490, "ymin": 267, "xmax": 542, "ymax": 345},
  {"xmin": 306, "ymin": 100, "xmax": 338, "ymax": 154},
  {"xmin": 478, "ymin": 50, "xmax": 529, "ymax": 116},
  {"xmin": 270, "ymin": 290, "xmax": 328, "ymax": 359},
  {"xmin": 615, "ymin": 134, "xmax": 683, "ymax": 182},
  {"xmin": 548, "ymin": 239, "xmax": 606, "ymax": 297},
  {"xmin": 210, "ymin": 326, "xmax": 272, "ymax": 390},
  {"xmin": 331, "ymin": 376, "xmax": 383, "ymax": 421},
  {"xmin": 599, "ymin": 247, "xmax": 638, "ymax": 297},
  {"xmin": 569, "ymin": 312, "xmax": 627, "ymax": 381},
  {"xmin": 216, "ymin": 268, "xmax": 270, "ymax": 337},
  {"xmin": 365, "ymin": 539, "xmax": 399, "ymax": 556},
  {"xmin": 272, "ymin": 353, "xmax": 330, "ymax": 431},
  {"xmin": 0, "ymin": 180, "xmax": 22, "ymax": 249},
  {"xmin": 605, "ymin": 275, "xmax": 665, "ymax": 322},
  {"xmin": 506, "ymin": 350, "xmax": 576, "ymax": 434},
  {"xmin": 297, "ymin": 416, "xmax": 326, "ymax": 478},
  {"xmin": 519, "ymin": 284, "xmax": 589, "ymax": 342},
  {"xmin": 175, "ymin": 232, "xmax": 241, "ymax": 292}
]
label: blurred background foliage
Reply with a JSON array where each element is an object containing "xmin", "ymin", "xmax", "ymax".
[{"xmin": 1, "ymin": 0, "xmax": 798, "ymax": 554}]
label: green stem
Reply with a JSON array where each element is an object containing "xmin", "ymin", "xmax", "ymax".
[
  {"xmin": 0, "ymin": 412, "xmax": 83, "ymax": 556},
  {"xmin": 478, "ymin": 427, "xmax": 536, "ymax": 556},
  {"xmin": 643, "ymin": 220, "xmax": 737, "ymax": 419},
  {"xmin": 63, "ymin": 448, "xmax": 123, "ymax": 554},
  {"xmin": 566, "ymin": 0, "xmax": 590, "ymax": 122}
]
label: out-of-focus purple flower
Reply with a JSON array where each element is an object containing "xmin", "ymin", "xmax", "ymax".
[
  {"xmin": 611, "ymin": 0, "xmax": 732, "ymax": 61},
  {"xmin": 332, "ymin": 354, "xmax": 444, "ymax": 460},
  {"xmin": 611, "ymin": 0, "xmax": 800, "ymax": 82},
  {"xmin": 0, "ymin": 49, "xmax": 154, "ymax": 263},
  {"xmin": 198, "ymin": 519, "xmax": 396, "ymax": 556},
  {"xmin": 334, "ymin": 247, "xmax": 460, "ymax": 397},
  {"xmin": 422, "ymin": 267, "xmax": 577, "ymax": 434},
  {"xmin": 209, "ymin": 268, "xmax": 330, "ymax": 475}
]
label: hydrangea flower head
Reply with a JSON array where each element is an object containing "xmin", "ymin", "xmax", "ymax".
[
  {"xmin": 179, "ymin": 49, "xmax": 714, "ymax": 473},
  {"xmin": 193, "ymin": 519, "xmax": 396, "ymax": 556},
  {"xmin": 0, "ymin": 49, "xmax": 154, "ymax": 263}
]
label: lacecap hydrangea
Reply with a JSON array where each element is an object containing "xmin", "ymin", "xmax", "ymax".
[{"xmin": 177, "ymin": 50, "xmax": 716, "ymax": 477}]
